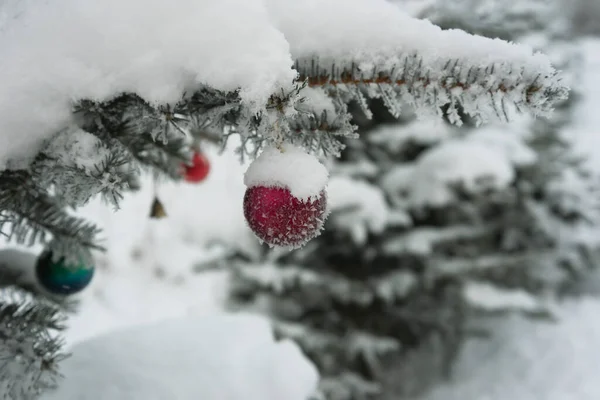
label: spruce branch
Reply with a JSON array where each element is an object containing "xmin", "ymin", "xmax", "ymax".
[
  {"xmin": 75, "ymin": 96, "xmax": 194, "ymax": 180},
  {"xmin": 0, "ymin": 171, "xmax": 102, "ymax": 263},
  {"xmin": 287, "ymin": 111, "xmax": 354, "ymax": 157},
  {"xmin": 0, "ymin": 287, "xmax": 68, "ymax": 400},
  {"xmin": 295, "ymin": 53, "xmax": 568, "ymax": 126},
  {"xmin": 30, "ymin": 150, "xmax": 133, "ymax": 209}
]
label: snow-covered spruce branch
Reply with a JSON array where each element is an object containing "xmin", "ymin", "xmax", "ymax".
[
  {"xmin": 0, "ymin": 0, "xmax": 569, "ymax": 259},
  {"xmin": 296, "ymin": 53, "xmax": 565, "ymax": 126},
  {"xmin": 0, "ymin": 287, "xmax": 67, "ymax": 399},
  {"xmin": 276, "ymin": 0, "xmax": 568, "ymax": 125},
  {"xmin": 0, "ymin": 170, "xmax": 102, "ymax": 264},
  {"xmin": 74, "ymin": 95, "xmax": 194, "ymax": 179}
]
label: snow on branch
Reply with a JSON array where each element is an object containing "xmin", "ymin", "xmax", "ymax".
[
  {"xmin": 274, "ymin": 0, "xmax": 569, "ymax": 124},
  {"xmin": 0, "ymin": 170, "xmax": 102, "ymax": 263},
  {"xmin": 429, "ymin": 251, "xmax": 555, "ymax": 278},
  {"xmin": 462, "ymin": 281, "xmax": 548, "ymax": 315},
  {"xmin": 0, "ymin": 0, "xmax": 569, "ymax": 170},
  {"xmin": 0, "ymin": 0, "xmax": 570, "ymax": 256}
]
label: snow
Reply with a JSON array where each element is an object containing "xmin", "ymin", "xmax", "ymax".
[
  {"xmin": 244, "ymin": 143, "xmax": 329, "ymax": 201},
  {"xmin": 408, "ymin": 139, "xmax": 515, "ymax": 207},
  {"xmin": 564, "ymin": 38, "xmax": 600, "ymax": 173},
  {"xmin": 0, "ymin": 140, "xmax": 260, "ymax": 344},
  {"xmin": 382, "ymin": 225, "xmax": 489, "ymax": 256},
  {"xmin": 420, "ymin": 297, "xmax": 600, "ymax": 400},
  {"xmin": 0, "ymin": 4, "xmax": 596, "ymax": 399},
  {"xmin": 368, "ymin": 120, "xmax": 454, "ymax": 152},
  {"xmin": 0, "ymin": 0, "xmax": 566, "ymax": 170},
  {"xmin": 297, "ymin": 87, "xmax": 337, "ymax": 121},
  {"xmin": 43, "ymin": 128, "xmax": 109, "ymax": 171},
  {"xmin": 467, "ymin": 126, "xmax": 538, "ymax": 167},
  {"xmin": 0, "ymin": 0, "xmax": 295, "ymax": 169},
  {"xmin": 41, "ymin": 314, "xmax": 319, "ymax": 400},
  {"xmin": 267, "ymin": 0, "xmax": 563, "ymax": 124},
  {"xmin": 376, "ymin": 122, "xmax": 537, "ymax": 209},
  {"xmin": 327, "ymin": 176, "xmax": 389, "ymax": 245},
  {"xmin": 462, "ymin": 281, "xmax": 544, "ymax": 313},
  {"xmin": 267, "ymin": 0, "xmax": 553, "ymax": 70},
  {"xmin": 380, "ymin": 165, "xmax": 415, "ymax": 202}
]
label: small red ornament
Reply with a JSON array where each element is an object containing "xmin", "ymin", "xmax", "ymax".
[
  {"xmin": 243, "ymin": 185, "xmax": 327, "ymax": 248},
  {"xmin": 183, "ymin": 151, "xmax": 210, "ymax": 183}
]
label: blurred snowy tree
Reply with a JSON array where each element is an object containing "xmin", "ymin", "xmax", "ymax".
[
  {"xmin": 228, "ymin": 1, "xmax": 599, "ymax": 399},
  {"xmin": 572, "ymin": 0, "xmax": 600, "ymax": 36}
]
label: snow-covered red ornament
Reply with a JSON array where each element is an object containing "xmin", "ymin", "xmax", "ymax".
[
  {"xmin": 182, "ymin": 151, "xmax": 210, "ymax": 183},
  {"xmin": 243, "ymin": 143, "xmax": 329, "ymax": 249}
]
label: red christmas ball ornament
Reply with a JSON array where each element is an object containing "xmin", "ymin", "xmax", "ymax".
[
  {"xmin": 183, "ymin": 151, "xmax": 210, "ymax": 183},
  {"xmin": 243, "ymin": 142, "xmax": 330, "ymax": 249},
  {"xmin": 243, "ymin": 185, "xmax": 327, "ymax": 248}
]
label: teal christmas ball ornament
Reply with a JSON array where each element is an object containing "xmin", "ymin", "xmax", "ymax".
[{"xmin": 35, "ymin": 251, "xmax": 94, "ymax": 295}]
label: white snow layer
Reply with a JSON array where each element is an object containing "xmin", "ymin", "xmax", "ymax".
[
  {"xmin": 408, "ymin": 139, "xmax": 515, "ymax": 207},
  {"xmin": 368, "ymin": 120, "xmax": 455, "ymax": 152},
  {"xmin": 0, "ymin": 0, "xmax": 558, "ymax": 170},
  {"xmin": 327, "ymin": 176, "xmax": 389, "ymax": 245},
  {"xmin": 565, "ymin": 38, "xmax": 600, "ymax": 173},
  {"xmin": 0, "ymin": 0, "xmax": 295, "ymax": 169},
  {"xmin": 266, "ymin": 0, "xmax": 552, "ymax": 70},
  {"xmin": 466, "ymin": 126, "xmax": 538, "ymax": 167},
  {"xmin": 462, "ymin": 281, "xmax": 542, "ymax": 313},
  {"xmin": 377, "ymin": 123, "xmax": 536, "ymax": 209},
  {"xmin": 244, "ymin": 143, "xmax": 329, "ymax": 201},
  {"xmin": 420, "ymin": 298, "xmax": 600, "ymax": 400},
  {"xmin": 41, "ymin": 314, "xmax": 319, "ymax": 400},
  {"xmin": 43, "ymin": 128, "xmax": 110, "ymax": 171}
]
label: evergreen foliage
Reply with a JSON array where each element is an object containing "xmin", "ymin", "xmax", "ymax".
[
  {"xmin": 0, "ymin": 1, "xmax": 573, "ymax": 398},
  {"xmin": 228, "ymin": 1, "xmax": 598, "ymax": 398}
]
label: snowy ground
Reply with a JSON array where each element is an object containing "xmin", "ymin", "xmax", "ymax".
[
  {"xmin": 42, "ymin": 314, "xmax": 319, "ymax": 400},
  {"xmin": 421, "ymin": 298, "xmax": 600, "ymax": 400}
]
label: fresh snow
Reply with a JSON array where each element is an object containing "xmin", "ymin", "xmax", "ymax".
[
  {"xmin": 41, "ymin": 314, "xmax": 319, "ymax": 400},
  {"xmin": 266, "ymin": 0, "xmax": 562, "ymax": 126},
  {"xmin": 0, "ymin": 0, "xmax": 562, "ymax": 169},
  {"xmin": 43, "ymin": 128, "xmax": 110, "ymax": 171},
  {"xmin": 0, "ymin": 4, "xmax": 597, "ymax": 399},
  {"xmin": 0, "ymin": 0, "xmax": 295, "ymax": 169},
  {"xmin": 462, "ymin": 281, "xmax": 544, "ymax": 313},
  {"xmin": 564, "ymin": 38, "xmax": 600, "ymax": 173},
  {"xmin": 368, "ymin": 121, "xmax": 455, "ymax": 152},
  {"xmin": 244, "ymin": 143, "xmax": 329, "ymax": 201},
  {"xmin": 0, "ymin": 140, "xmax": 259, "ymax": 345},
  {"xmin": 408, "ymin": 139, "xmax": 515, "ymax": 207},
  {"xmin": 267, "ymin": 0, "xmax": 553, "ymax": 70},
  {"xmin": 420, "ymin": 298, "xmax": 600, "ymax": 400},
  {"xmin": 377, "ymin": 125, "xmax": 536, "ymax": 209},
  {"xmin": 327, "ymin": 176, "xmax": 389, "ymax": 245},
  {"xmin": 466, "ymin": 126, "xmax": 538, "ymax": 167},
  {"xmin": 296, "ymin": 87, "xmax": 337, "ymax": 121}
]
